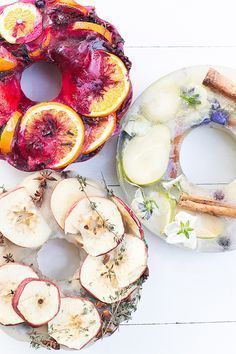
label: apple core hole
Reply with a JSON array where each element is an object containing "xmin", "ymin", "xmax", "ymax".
[
  {"xmin": 37, "ymin": 239, "xmax": 81, "ymax": 281},
  {"xmin": 21, "ymin": 62, "xmax": 62, "ymax": 102},
  {"xmin": 180, "ymin": 126, "xmax": 236, "ymax": 184}
]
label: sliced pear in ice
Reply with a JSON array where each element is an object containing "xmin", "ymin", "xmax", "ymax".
[
  {"xmin": 48, "ymin": 297, "xmax": 101, "ymax": 350},
  {"xmin": 0, "ymin": 263, "xmax": 38, "ymax": 325},
  {"xmin": 131, "ymin": 189, "xmax": 175, "ymax": 235},
  {"xmin": 0, "ymin": 188, "xmax": 51, "ymax": 248},
  {"xmin": 12, "ymin": 278, "xmax": 60, "ymax": 328},
  {"xmin": 80, "ymin": 234, "xmax": 147, "ymax": 303},
  {"xmin": 140, "ymin": 79, "xmax": 181, "ymax": 123},
  {"xmin": 65, "ymin": 197, "xmax": 124, "ymax": 256},
  {"xmin": 195, "ymin": 214, "xmax": 224, "ymax": 239},
  {"xmin": 51, "ymin": 178, "xmax": 105, "ymax": 229},
  {"xmin": 122, "ymin": 124, "xmax": 171, "ymax": 185}
]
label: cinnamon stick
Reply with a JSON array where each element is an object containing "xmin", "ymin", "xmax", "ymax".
[
  {"xmin": 178, "ymin": 193, "xmax": 236, "ymax": 218},
  {"xmin": 203, "ymin": 68, "xmax": 236, "ymax": 102}
]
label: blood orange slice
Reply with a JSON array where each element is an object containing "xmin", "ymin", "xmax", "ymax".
[
  {"xmin": 83, "ymin": 114, "xmax": 116, "ymax": 154},
  {"xmin": 72, "ymin": 22, "xmax": 113, "ymax": 43},
  {"xmin": 0, "ymin": 2, "xmax": 42, "ymax": 44},
  {"xmin": 0, "ymin": 46, "xmax": 17, "ymax": 72},
  {"xmin": 53, "ymin": 0, "xmax": 88, "ymax": 14},
  {"xmin": 0, "ymin": 111, "xmax": 21, "ymax": 155},
  {"xmin": 18, "ymin": 102, "xmax": 84, "ymax": 170}
]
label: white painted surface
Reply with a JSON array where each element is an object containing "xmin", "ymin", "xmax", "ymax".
[{"xmin": 1, "ymin": 0, "xmax": 236, "ymax": 353}]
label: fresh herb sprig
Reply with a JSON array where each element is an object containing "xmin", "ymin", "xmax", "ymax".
[
  {"xmin": 180, "ymin": 88, "xmax": 201, "ymax": 107},
  {"xmin": 177, "ymin": 220, "xmax": 194, "ymax": 239}
]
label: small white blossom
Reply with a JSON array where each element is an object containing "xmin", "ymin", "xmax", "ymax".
[
  {"xmin": 131, "ymin": 189, "xmax": 160, "ymax": 221},
  {"xmin": 164, "ymin": 211, "xmax": 197, "ymax": 249}
]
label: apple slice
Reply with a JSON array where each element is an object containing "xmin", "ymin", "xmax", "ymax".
[
  {"xmin": 51, "ymin": 178, "xmax": 106, "ymax": 229},
  {"xmin": 48, "ymin": 297, "xmax": 101, "ymax": 350},
  {"xmin": 65, "ymin": 197, "xmax": 124, "ymax": 256},
  {"xmin": 111, "ymin": 195, "xmax": 144, "ymax": 239},
  {"xmin": 80, "ymin": 234, "xmax": 147, "ymax": 303},
  {"xmin": 12, "ymin": 278, "xmax": 60, "ymax": 328},
  {"xmin": 122, "ymin": 124, "xmax": 171, "ymax": 185},
  {"xmin": 0, "ymin": 187, "xmax": 51, "ymax": 248},
  {"xmin": 0, "ymin": 263, "xmax": 38, "ymax": 325}
]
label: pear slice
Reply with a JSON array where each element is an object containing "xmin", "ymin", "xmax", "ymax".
[
  {"xmin": 80, "ymin": 234, "xmax": 147, "ymax": 303},
  {"xmin": 12, "ymin": 278, "xmax": 60, "ymax": 328},
  {"xmin": 51, "ymin": 178, "xmax": 105, "ymax": 229},
  {"xmin": 122, "ymin": 124, "xmax": 171, "ymax": 185},
  {"xmin": 0, "ymin": 263, "xmax": 38, "ymax": 325},
  {"xmin": 48, "ymin": 297, "xmax": 101, "ymax": 350},
  {"xmin": 65, "ymin": 197, "xmax": 124, "ymax": 256},
  {"xmin": 195, "ymin": 214, "xmax": 224, "ymax": 239},
  {"xmin": 0, "ymin": 187, "xmax": 51, "ymax": 248}
]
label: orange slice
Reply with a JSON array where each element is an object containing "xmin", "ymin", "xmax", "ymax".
[
  {"xmin": 0, "ymin": 2, "xmax": 42, "ymax": 44},
  {"xmin": 72, "ymin": 22, "xmax": 112, "ymax": 43},
  {"xmin": 0, "ymin": 111, "xmax": 21, "ymax": 155},
  {"xmin": 54, "ymin": 0, "xmax": 88, "ymax": 14},
  {"xmin": 0, "ymin": 46, "xmax": 17, "ymax": 72},
  {"xmin": 83, "ymin": 114, "xmax": 116, "ymax": 154},
  {"xmin": 86, "ymin": 52, "xmax": 130, "ymax": 117},
  {"xmin": 19, "ymin": 102, "xmax": 85, "ymax": 169}
]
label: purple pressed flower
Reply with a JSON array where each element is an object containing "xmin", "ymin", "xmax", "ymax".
[
  {"xmin": 214, "ymin": 190, "xmax": 225, "ymax": 201},
  {"xmin": 210, "ymin": 109, "xmax": 229, "ymax": 125}
]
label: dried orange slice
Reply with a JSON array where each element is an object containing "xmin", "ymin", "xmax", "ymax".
[
  {"xmin": 83, "ymin": 114, "xmax": 116, "ymax": 154},
  {"xmin": 19, "ymin": 102, "xmax": 85, "ymax": 170},
  {"xmin": 72, "ymin": 22, "xmax": 112, "ymax": 43},
  {"xmin": 0, "ymin": 2, "xmax": 42, "ymax": 44},
  {"xmin": 53, "ymin": 0, "xmax": 88, "ymax": 14},
  {"xmin": 86, "ymin": 52, "xmax": 130, "ymax": 117},
  {"xmin": 0, "ymin": 46, "xmax": 17, "ymax": 72},
  {"xmin": 0, "ymin": 111, "xmax": 21, "ymax": 155}
]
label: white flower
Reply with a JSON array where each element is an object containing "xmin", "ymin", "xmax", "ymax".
[
  {"xmin": 131, "ymin": 189, "xmax": 160, "ymax": 221},
  {"xmin": 164, "ymin": 211, "xmax": 197, "ymax": 249}
]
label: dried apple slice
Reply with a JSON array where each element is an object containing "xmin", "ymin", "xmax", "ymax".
[
  {"xmin": 0, "ymin": 187, "xmax": 51, "ymax": 248},
  {"xmin": 51, "ymin": 178, "xmax": 106, "ymax": 229},
  {"xmin": 48, "ymin": 297, "xmax": 101, "ymax": 350},
  {"xmin": 83, "ymin": 114, "xmax": 116, "ymax": 154},
  {"xmin": 0, "ymin": 46, "xmax": 17, "ymax": 72},
  {"xmin": 111, "ymin": 196, "xmax": 144, "ymax": 239},
  {"xmin": 12, "ymin": 278, "xmax": 60, "ymax": 328},
  {"xmin": 80, "ymin": 234, "xmax": 147, "ymax": 303},
  {"xmin": 72, "ymin": 21, "xmax": 113, "ymax": 43},
  {"xmin": 0, "ymin": 111, "xmax": 21, "ymax": 155},
  {"xmin": 65, "ymin": 197, "xmax": 124, "ymax": 256},
  {"xmin": 18, "ymin": 102, "xmax": 85, "ymax": 170},
  {"xmin": 0, "ymin": 263, "xmax": 38, "ymax": 325},
  {"xmin": 0, "ymin": 2, "xmax": 43, "ymax": 44}
]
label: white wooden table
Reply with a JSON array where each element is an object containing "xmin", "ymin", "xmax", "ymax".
[{"xmin": 1, "ymin": 0, "xmax": 236, "ymax": 353}]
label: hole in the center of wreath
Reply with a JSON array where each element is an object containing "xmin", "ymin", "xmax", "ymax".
[
  {"xmin": 180, "ymin": 126, "xmax": 236, "ymax": 184},
  {"xmin": 21, "ymin": 62, "xmax": 62, "ymax": 102},
  {"xmin": 37, "ymin": 239, "xmax": 81, "ymax": 280}
]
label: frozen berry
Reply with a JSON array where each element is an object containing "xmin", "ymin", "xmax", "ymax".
[{"xmin": 35, "ymin": 0, "xmax": 46, "ymax": 8}]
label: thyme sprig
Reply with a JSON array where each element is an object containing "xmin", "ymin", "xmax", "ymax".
[
  {"xmin": 180, "ymin": 88, "xmax": 201, "ymax": 107},
  {"xmin": 76, "ymin": 175, "xmax": 120, "ymax": 242},
  {"xmin": 29, "ymin": 331, "xmax": 60, "ymax": 350}
]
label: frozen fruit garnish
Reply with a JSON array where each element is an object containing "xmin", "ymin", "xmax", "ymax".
[
  {"xmin": 82, "ymin": 114, "xmax": 116, "ymax": 154},
  {"xmin": 0, "ymin": 77, "xmax": 21, "ymax": 126},
  {"xmin": 35, "ymin": 0, "xmax": 46, "ymax": 9},
  {"xmin": 60, "ymin": 50, "xmax": 130, "ymax": 117},
  {"xmin": 0, "ymin": 46, "xmax": 17, "ymax": 72},
  {"xmin": 72, "ymin": 22, "xmax": 113, "ymax": 43},
  {"xmin": 0, "ymin": 2, "xmax": 43, "ymax": 44},
  {"xmin": 17, "ymin": 102, "xmax": 85, "ymax": 170},
  {"xmin": 0, "ymin": 111, "xmax": 22, "ymax": 155}
]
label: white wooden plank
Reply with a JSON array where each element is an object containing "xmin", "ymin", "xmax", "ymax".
[{"xmin": 2, "ymin": 322, "xmax": 236, "ymax": 354}]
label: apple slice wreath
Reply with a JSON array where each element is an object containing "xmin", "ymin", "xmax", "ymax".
[
  {"xmin": 0, "ymin": 263, "xmax": 38, "ymax": 325},
  {"xmin": 48, "ymin": 297, "xmax": 101, "ymax": 350},
  {"xmin": 65, "ymin": 197, "xmax": 125, "ymax": 256},
  {"xmin": 12, "ymin": 278, "xmax": 60, "ymax": 328},
  {"xmin": 0, "ymin": 187, "xmax": 51, "ymax": 248},
  {"xmin": 80, "ymin": 234, "xmax": 147, "ymax": 303}
]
